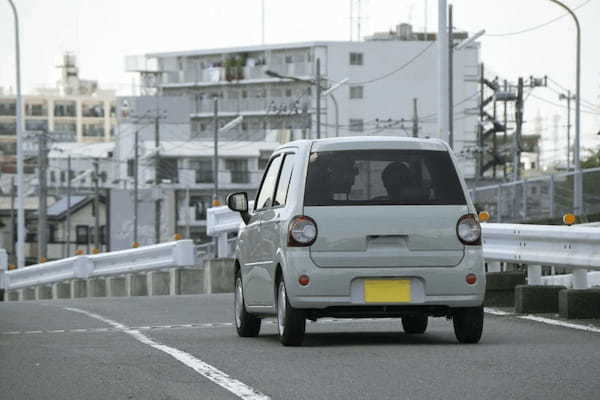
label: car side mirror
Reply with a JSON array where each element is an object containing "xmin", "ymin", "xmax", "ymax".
[{"xmin": 226, "ymin": 192, "xmax": 251, "ymax": 224}]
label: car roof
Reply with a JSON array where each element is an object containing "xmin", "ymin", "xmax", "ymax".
[{"xmin": 278, "ymin": 136, "xmax": 448, "ymax": 153}]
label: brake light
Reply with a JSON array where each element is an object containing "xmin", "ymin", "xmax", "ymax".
[
  {"xmin": 288, "ymin": 216, "xmax": 318, "ymax": 247},
  {"xmin": 456, "ymin": 214, "xmax": 481, "ymax": 245}
]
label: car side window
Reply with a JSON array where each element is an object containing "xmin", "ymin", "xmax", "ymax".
[
  {"xmin": 255, "ymin": 155, "xmax": 283, "ymax": 211},
  {"xmin": 273, "ymin": 153, "xmax": 295, "ymax": 207}
]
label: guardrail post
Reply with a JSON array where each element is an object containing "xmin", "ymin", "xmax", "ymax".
[
  {"xmin": 217, "ymin": 234, "xmax": 229, "ymax": 258},
  {"xmin": 527, "ymin": 264, "xmax": 542, "ymax": 285},
  {"xmin": 572, "ymin": 269, "xmax": 589, "ymax": 289},
  {"xmin": 487, "ymin": 261, "xmax": 502, "ymax": 273}
]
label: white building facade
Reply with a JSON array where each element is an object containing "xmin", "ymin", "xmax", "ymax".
[{"xmin": 126, "ymin": 27, "xmax": 480, "ymax": 177}]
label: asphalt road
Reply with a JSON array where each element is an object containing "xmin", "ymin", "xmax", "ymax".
[{"xmin": 1, "ymin": 294, "xmax": 600, "ymax": 400}]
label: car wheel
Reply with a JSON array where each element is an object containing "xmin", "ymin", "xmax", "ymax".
[
  {"xmin": 234, "ymin": 272, "xmax": 261, "ymax": 337},
  {"xmin": 276, "ymin": 279, "xmax": 305, "ymax": 346},
  {"xmin": 401, "ymin": 314, "xmax": 428, "ymax": 334},
  {"xmin": 453, "ymin": 306, "xmax": 484, "ymax": 344}
]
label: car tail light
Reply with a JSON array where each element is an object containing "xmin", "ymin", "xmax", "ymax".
[
  {"xmin": 456, "ymin": 214, "xmax": 481, "ymax": 245},
  {"xmin": 288, "ymin": 216, "xmax": 318, "ymax": 247},
  {"xmin": 466, "ymin": 274, "xmax": 477, "ymax": 285}
]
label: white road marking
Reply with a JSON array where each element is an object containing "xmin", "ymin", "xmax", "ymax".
[
  {"xmin": 518, "ymin": 315, "xmax": 600, "ymax": 334},
  {"xmin": 63, "ymin": 307, "xmax": 270, "ymax": 400},
  {"xmin": 24, "ymin": 330, "xmax": 43, "ymax": 334}
]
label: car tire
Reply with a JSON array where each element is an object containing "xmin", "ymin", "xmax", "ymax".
[
  {"xmin": 234, "ymin": 272, "xmax": 261, "ymax": 337},
  {"xmin": 453, "ymin": 306, "xmax": 484, "ymax": 344},
  {"xmin": 276, "ymin": 279, "xmax": 305, "ymax": 346},
  {"xmin": 401, "ymin": 314, "xmax": 428, "ymax": 334}
]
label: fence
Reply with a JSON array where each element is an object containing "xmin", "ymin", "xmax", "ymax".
[{"xmin": 470, "ymin": 167, "xmax": 600, "ymax": 223}]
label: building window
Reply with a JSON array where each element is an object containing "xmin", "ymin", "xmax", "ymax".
[
  {"xmin": 157, "ymin": 158, "xmax": 179, "ymax": 183},
  {"xmin": 190, "ymin": 196, "xmax": 209, "ymax": 220},
  {"xmin": 49, "ymin": 170, "xmax": 56, "ymax": 184},
  {"xmin": 127, "ymin": 159, "xmax": 135, "ymax": 178},
  {"xmin": 49, "ymin": 225, "xmax": 57, "ymax": 243},
  {"xmin": 0, "ymin": 122, "xmax": 16, "ymax": 135},
  {"xmin": 350, "ymin": 86, "xmax": 364, "ymax": 99},
  {"xmin": 82, "ymin": 103, "xmax": 104, "ymax": 117},
  {"xmin": 82, "ymin": 123, "xmax": 104, "ymax": 137},
  {"xmin": 100, "ymin": 225, "xmax": 107, "ymax": 245},
  {"xmin": 25, "ymin": 103, "xmax": 47, "ymax": 117},
  {"xmin": 530, "ymin": 162, "xmax": 536, "ymax": 169},
  {"xmin": 54, "ymin": 101, "xmax": 76, "ymax": 117},
  {"xmin": 54, "ymin": 122, "xmax": 77, "ymax": 134},
  {"xmin": 226, "ymin": 159, "xmax": 249, "ymax": 184},
  {"xmin": 25, "ymin": 120, "xmax": 48, "ymax": 132},
  {"xmin": 349, "ymin": 119, "xmax": 364, "ymax": 132},
  {"xmin": 350, "ymin": 52, "xmax": 364, "ymax": 66},
  {"xmin": 0, "ymin": 101, "xmax": 16, "ymax": 116},
  {"xmin": 76, "ymin": 225, "xmax": 89, "ymax": 245},
  {"xmin": 285, "ymin": 88, "xmax": 293, "ymax": 97},
  {"xmin": 191, "ymin": 159, "xmax": 213, "ymax": 183}
]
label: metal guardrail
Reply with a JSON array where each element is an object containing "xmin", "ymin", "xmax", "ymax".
[
  {"xmin": 0, "ymin": 240, "xmax": 196, "ymax": 291},
  {"xmin": 482, "ymin": 223, "xmax": 600, "ymax": 289}
]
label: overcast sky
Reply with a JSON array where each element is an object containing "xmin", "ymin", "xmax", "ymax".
[{"xmin": 0, "ymin": 0, "xmax": 599, "ymax": 157}]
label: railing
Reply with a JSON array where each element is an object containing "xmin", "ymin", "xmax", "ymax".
[
  {"xmin": 470, "ymin": 167, "xmax": 600, "ymax": 223},
  {"xmin": 0, "ymin": 240, "xmax": 196, "ymax": 291},
  {"xmin": 482, "ymin": 223, "xmax": 600, "ymax": 289},
  {"xmin": 204, "ymin": 205, "xmax": 600, "ymax": 290}
]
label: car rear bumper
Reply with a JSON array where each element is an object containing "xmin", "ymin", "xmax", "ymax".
[{"xmin": 282, "ymin": 248, "xmax": 485, "ymax": 310}]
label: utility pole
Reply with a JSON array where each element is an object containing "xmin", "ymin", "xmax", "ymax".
[
  {"xmin": 134, "ymin": 129, "xmax": 139, "ymax": 244},
  {"xmin": 9, "ymin": 177, "xmax": 15, "ymax": 265},
  {"xmin": 8, "ymin": 0, "xmax": 25, "ymax": 268},
  {"xmin": 213, "ymin": 98, "xmax": 219, "ymax": 206},
  {"xmin": 478, "ymin": 63, "xmax": 485, "ymax": 180},
  {"xmin": 448, "ymin": 4, "xmax": 454, "ymax": 149},
  {"xmin": 66, "ymin": 155, "xmax": 72, "ymax": 256},
  {"xmin": 185, "ymin": 187, "xmax": 191, "ymax": 239},
  {"xmin": 559, "ymin": 90, "xmax": 575, "ymax": 169},
  {"xmin": 437, "ymin": 0, "xmax": 449, "ymax": 143},
  {"xmin": 503, "ymin": 80, "xmax": 508, "ymax": 179},
  {"xmin": 315, "ymin": 58, "xmax": 321, "ymax": 139},
  {"xmin": 37, "ymin": 132, "xmax": 48, "ymax": 261},
  {"xmin": 93, "ymin": 159, "xmax": 100, "ymax": 250},
  {"xmin": 513, "ymin": 77, "xmax": 524, "ymax": 181},
  {"xmin": 154, "ymin": 92, "xmax": 161, "ymax": 244},
  {"xmin": 412, "ymin": 98, "xmax": 419, "ymax": 138}
]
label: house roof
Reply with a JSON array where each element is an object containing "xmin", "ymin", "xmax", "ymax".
[
  {"xmin": 155, "ymin": 141, "xmax": 280, "ymax": 158},
  {"xmin": 46, "ymin": 195, "xmax": 88, "ymax": 217},
  {"xmin": 48, "ymin": 142, "xmax": 115, "ymax": 159}
]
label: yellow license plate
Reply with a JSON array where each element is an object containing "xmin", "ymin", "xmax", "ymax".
[{"xmin": 364, "ymin": 279, "xmax": 411, "ymax": 303}]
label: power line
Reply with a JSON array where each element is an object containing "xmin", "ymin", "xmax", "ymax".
[{"xmin": 486, "ymin": 0, "xmax": 592, "ymax": 37}]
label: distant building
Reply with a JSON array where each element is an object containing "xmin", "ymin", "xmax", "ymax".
[
  {"xmin": 126, "ymin": 23, "xmax": 481, "ymax": 178},
  {"xmin": 0, "ymin": 53, "xmax": 116, "ymax": 174}
]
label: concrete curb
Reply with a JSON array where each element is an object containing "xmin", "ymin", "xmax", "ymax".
[
  {"xmin": 559, "ymin": 288, "xmax": 600, "ymax": 319},
  {"xmin": 515, "ymin": 285, "xmax": 566, "ymax": 314},
  {"xmin": 485, "ymin": 272, "xmax": 526, "ymax": 307}
]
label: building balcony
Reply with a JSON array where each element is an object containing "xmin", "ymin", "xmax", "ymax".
[
  {"xmin": 160, "ymin": 62, "xmax": 313, "ymax": 87},
  {"xmin": 191, "ymin": 97, "xmax": 311, "ymax": 117}
]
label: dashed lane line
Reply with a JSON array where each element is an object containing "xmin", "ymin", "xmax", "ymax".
[{"xmin": 63, "ymin": 307, "xmax": 270, "ymax": 400}]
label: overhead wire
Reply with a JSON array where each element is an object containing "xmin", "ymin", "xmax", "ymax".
[{"xmin": 486, "ymin": 0, "xmax": 592, "ymax": 37}]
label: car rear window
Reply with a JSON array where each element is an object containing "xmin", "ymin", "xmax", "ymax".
[{"xmin": 304, "ymin": 149, "xmax": 466, "ymax": 206}]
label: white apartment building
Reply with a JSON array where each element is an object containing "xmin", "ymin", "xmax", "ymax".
[{"xmin": 126, "ymin": 23, "xmax": 480, "ymax": 177}]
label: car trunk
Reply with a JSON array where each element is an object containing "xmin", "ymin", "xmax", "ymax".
[{"xmin": 306, "ymin": 205, "xmax": 467, "ymax": 268}]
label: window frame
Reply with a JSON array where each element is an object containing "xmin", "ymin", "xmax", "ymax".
[
  {"xmin": 272, "ymin": 153, "xmax": 296, "ymax": 208},
  {"xmin": 349, "ymin": 85, "xmax": 364, "ymax": 99},
  {"xmin": 254, "ymin": 154, "xmax": 283, "ymax": 211},
  {"xmin": 349, "ymin": 52, "xmax": 364, "ymax": 66}
]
